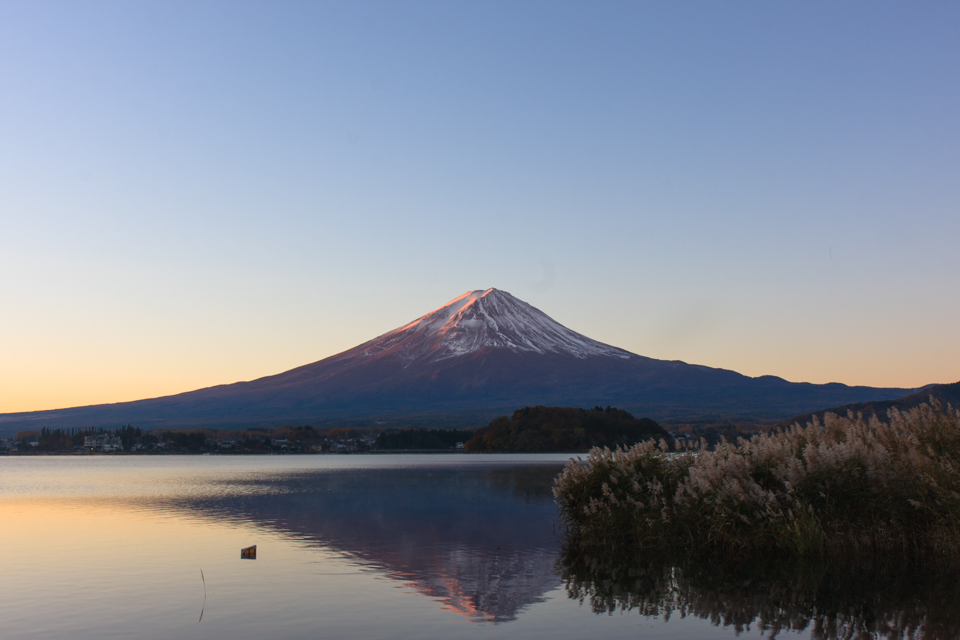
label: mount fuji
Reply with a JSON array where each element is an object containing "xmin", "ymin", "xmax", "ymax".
[{"xmin": 0, "ymin": 288, "xmax": 921, "ymax": 432}]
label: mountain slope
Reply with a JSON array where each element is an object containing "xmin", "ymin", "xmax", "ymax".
[
  {"xmin": 0, "ymin": 288, "xmax": 924, "ymax": 433},
  {"xmin": 780, "ymin": 380, "xmax": 959, "ymax": 427}
]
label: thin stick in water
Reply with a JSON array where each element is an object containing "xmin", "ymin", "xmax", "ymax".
[{"xmin": 199, "ymin": 569, "xmax": 207, "ymax": 623}]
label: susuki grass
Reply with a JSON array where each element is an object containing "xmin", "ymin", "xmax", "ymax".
[{"xmin": 553, "ymin": 400, "xmax": 960, "ymax": 559}]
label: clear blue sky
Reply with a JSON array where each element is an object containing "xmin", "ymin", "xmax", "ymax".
[{"xmin": 2, "ymin": 1, "xmax": 958, "ymax": 412}]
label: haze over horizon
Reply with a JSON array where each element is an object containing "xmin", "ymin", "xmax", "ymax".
[{"xmin": 2, "ymin": 2, "xmax": 958, "ymax": 414}]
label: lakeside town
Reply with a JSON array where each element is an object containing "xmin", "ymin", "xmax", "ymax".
[
  {"xmin": 0, "ymin": 406, "xmax": 719, "ymax": 455},
  {"xmin": 0, "ymin": 425, "xmax": 468, "ymax": 455}
]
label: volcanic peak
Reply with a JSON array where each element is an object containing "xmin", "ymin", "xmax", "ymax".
[{"xmin": 348, "ymin": 288, "xmax": 632, "ymax": 365}]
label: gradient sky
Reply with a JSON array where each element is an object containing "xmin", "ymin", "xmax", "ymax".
[{"xmin": 2, "ymin": 1, "xmax": 958, "ymax": 413}]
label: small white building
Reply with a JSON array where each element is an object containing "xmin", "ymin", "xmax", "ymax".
[{"xmin": 83, "ymin": 434, "xmax": 122, "ymax": 452}]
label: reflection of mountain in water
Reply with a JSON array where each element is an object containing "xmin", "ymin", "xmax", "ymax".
[
  {"xmin": 179, "ymin": 465, "xmax": 565, "ymax": 623},
  {"xmin": 562, "ymin": 552, "xmax": 960, "ymax": 640}
]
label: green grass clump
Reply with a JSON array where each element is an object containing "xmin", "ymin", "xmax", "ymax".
[{"xmin": 554, "ymin": 400, "xmax": 960, "ymax": 559}]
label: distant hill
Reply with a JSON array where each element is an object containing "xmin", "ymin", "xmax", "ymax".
[
  {"xmin": 0, "ymin": 289, "xmax": 923, "ymax": 435},
  {"xmin": 780, "ymin": 381, "xmax": 960, "ymax": 427},
  {"xmin": 464, "ymin": 405, "xmax": 670, "ymax": 453}
]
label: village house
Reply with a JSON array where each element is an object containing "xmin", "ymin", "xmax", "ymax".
[{"xmin": 83, "ymin": 434, "xmax": 122, "ymax": 452}]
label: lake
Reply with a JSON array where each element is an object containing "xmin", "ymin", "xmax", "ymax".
[{"xmin": 1, "ymin": 455, "xmax": 956, "ymax": 639}]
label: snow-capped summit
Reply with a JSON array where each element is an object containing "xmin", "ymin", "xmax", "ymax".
[{"xmin": 348, "ymin": 288, "xmax": 632, "ymax": 365}]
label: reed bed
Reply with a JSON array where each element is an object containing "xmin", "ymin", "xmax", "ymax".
[{"xmin": 553, "ymin": 400, "xmax": 960, "ymax": 559}]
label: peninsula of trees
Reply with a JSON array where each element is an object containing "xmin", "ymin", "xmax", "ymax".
[{"xmin": 464, "ymin": 406, "xmax": 669, "ymax": 453}]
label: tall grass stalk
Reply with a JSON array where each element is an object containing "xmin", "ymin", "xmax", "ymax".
[{"xmin": 553, "ymin": 400, "xmax": 960, "ymax": 559}]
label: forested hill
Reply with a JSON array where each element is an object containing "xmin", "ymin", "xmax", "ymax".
[
  {"xmin": 780, "ymin": 380, "xmax": 960, "ymax": 427},
  {"xmin": 464, "ymin": 405, "xmax": 669, "ymax": 453}
]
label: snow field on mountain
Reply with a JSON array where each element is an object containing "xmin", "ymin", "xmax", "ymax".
[{"xmin": 354, "ymin": 289, "xmax": 632, "ymax": 364}]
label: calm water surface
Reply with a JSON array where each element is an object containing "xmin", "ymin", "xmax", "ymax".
[{"xmin": 1, "ymin": 455, "xmax": 955, "ymax": 639}]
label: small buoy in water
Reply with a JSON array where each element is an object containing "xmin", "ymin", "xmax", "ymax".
[{"xmin": 241, "ymin": 545, "xmax": 257, "ymax": 559}]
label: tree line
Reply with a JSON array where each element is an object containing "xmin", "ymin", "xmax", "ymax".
[
  {"xmin": 9, "ymin": 406, "xmax": 668, "ymax": 454},
  {"xmin": 14, "ymin": 426, "xmax": 154, "ymax": 452},
  {"xmin": 374, "ymin": 429, "xmax": 472, "ymax": 450}
]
